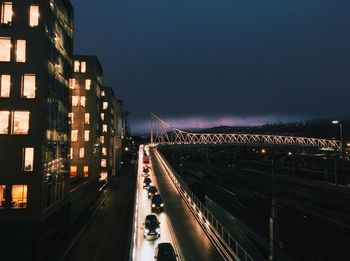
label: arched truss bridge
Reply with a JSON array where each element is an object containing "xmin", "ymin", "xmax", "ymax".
[{"xmin": 150, "ymin": 113, "xmax": 340, "ymax": 150}]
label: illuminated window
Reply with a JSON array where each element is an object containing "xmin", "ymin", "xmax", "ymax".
[
  {"xmin": 69, "ymin": 78, "xmax": 75, "ymax": 89},
  {"xmin": 70, "ymin": 166, "xmax": 77, "ymax": 177},
  {"xmin": 101, "ymin": 159, "xmax": 107, "ymax": 168},
  {"xmin": 16, "ymin": 40, "xmax": 26, "ymax": 63},
  {"xmin": 72, "ymin": 96, "xmax": 78, "ymax": 106},
  {"xmin": 13, "ymin": 111, "xmax": 30, "ymax": 135},
  {"xmin": 83, "ymin": 166, "xmax": 89, "ymax": 177},
  {"xmin": 0, "ymin": 185, "xmax": 5, "ymax": 208},
  {"xmin": 29, "ymin": 5, "xmax": 39, "ymax": 27},
  {"xmin": 101, "ymin": 113, "xmax": 105, "ymax": 121},
  {"xmin": 85, "ymin": 79, "xmax": 91, "ymax": 90},
  {"xmin": 103, "ymin": 124, "xmax": 108, "ymax": 133},
  {"xmin": 101, "ymin": 91, "xmax": 105, "ymax": 97},
  {"xmin": 103, "ymin": 102, "xmax": 108, "ymax": 110},
  {"xmin": 0, "ymin": 74, "xmax": 10, "ymax": 97},
  {"xmin": 80, "ymin": 96, "xmax": 86, "ymax": 107},
  {"xmin": 70, "ymin": 147, "xmax": 73, "ymax": 160},
  {"xmin": 71, "ymin": 130, "xmax": 78, "ymax": 142},
  {"xmin": 100, "ymin": 172, "xmax": 107, "ymax": 181},
  {"xmin": 0, "ymin": 37, "xmax": 11, "ymax": 62},
  {"xmin": 22, "ymin": 74, "xmax": 36, "ymax": 98},
  {"xmin": 0, "ymin": 111, "xmax": 9, "ymax": 134},
  {"xmin": 100, "ymin": 136, "xmax": 104, "ymax": 144},
  {"xmin": 81, "ymin": 61, "xmax": 86, "ymax": 73},
  {"xmin": 84, "ymin": 113, "xmax": 90, "ymax": 124},
  {"xmin": 74, "ymin": 60, "xmax": 80, "ymax": 72},
  {"xmin": 102, "ymin": 147, "xmax": 107, "ymax": 156},
  {"xmin": 11, "ymin": 185, "xmax": 27, "ymax": 209},
  {"xmin": 1, "ymin": 2, "xmax": 12, "ymax": 25},
  {"xmin": 79, "ymin": 148, "xmax": 84, "ymax": 159},
  {"xmin": 23, "ymin": 148, "xmax": 34, "ymax": 172},
  {"xmin": 68, "ymin": 112, "xmax": 74, "ymax": 124},
  {"xmin": 84, "ymin": 130, "xmax": 89, "ymax": 141}
]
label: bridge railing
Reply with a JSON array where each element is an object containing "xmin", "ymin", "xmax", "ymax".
[{"xmin": 153, "ymin": 146, "xmax": 256, "ymax": 261}]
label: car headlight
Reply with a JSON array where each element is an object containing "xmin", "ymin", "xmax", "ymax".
[
  {"xmin": 152, "ymin": 204, "xmax": 156, "ymax": 207},
  {"xmin": 148, "ymin": 193, "xmax": 151, "ymax": 196},
  {"xmin": 149, "ymin": 182, "xmax": 152, "ymax": 185},
  {"xmin": 144, "ymin": 228, "xmax": 149, "ymax": 233},
  {"xmin": 160, "ymin": 203, "xmax": 164, "ymax": 207},
  {"xmin": 156, "ymin": 228, "xmax": 160, "ymax": 233}
]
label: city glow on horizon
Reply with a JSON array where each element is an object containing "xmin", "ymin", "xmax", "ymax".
[{"xmin": 133, "ymin": 115, "xmax": 302, "ymax": 133}]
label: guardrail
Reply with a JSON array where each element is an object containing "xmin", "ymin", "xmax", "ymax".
[{"xmin": 153, "ymin": 147, "xmax": 255, "ymax": 261}]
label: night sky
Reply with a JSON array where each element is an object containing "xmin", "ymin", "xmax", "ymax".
[{"xmin": 72, "ymin": 0, "xmax": 350, "ymax": 132}]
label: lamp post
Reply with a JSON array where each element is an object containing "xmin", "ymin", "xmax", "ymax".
[
  {"xmin": 332, "ymin": 121, "xmax": 343, "ymax": 186},
  {"xmin": 332, "ymin": 120, "xmax": 343, "ymax": 155}
]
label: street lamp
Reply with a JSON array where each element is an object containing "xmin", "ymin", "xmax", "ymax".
[{"xmin": 332, "ymin": 120, "xmax": 343, "ymax": 155}]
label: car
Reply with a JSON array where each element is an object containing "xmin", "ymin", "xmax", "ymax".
[
  {"xmin": 143, "ymin": 166, "xmax": 150, "ymax": 173},
  {"xmin": 151, "ymin": 194, "xmax": 164, "ymax": 212},
  {"xmin": 143, "ymin": 214, "xmax": 160, "ymax": 239},
  {"xmin": 154, "ymin": 243, "xmax": 177, "ymax": 261},
  {"xmin": 143, "ymin": 177, "xmax": 152, "ymax": 189},
  {"xmin": 148, "ymin": 186, "xmax": 158, "ymax": 198},
  {"xmin": 143, "ymin": 155, "xmax": 150, "ymax": 164}
]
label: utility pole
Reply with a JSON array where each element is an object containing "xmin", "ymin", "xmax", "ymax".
[{"xmin": 269, "ymin": 153, "xmax": 279, "ymax": 261}]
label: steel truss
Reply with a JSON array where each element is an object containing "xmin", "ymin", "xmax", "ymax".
[{"xmin": 151, "ymin": 113, "xmax": 340, "ymax": 149}]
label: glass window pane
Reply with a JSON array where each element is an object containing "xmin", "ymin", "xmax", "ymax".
[
  {"xmin": 100, "ymin": 136, "xmax": 104, "ymax": 144},
  {"xmin": 70, "ymin": 147, "xmax": 73, "ymax": 160},
  {"xmin": 81, "ymin": 61, "xmax": 86, "ymax": 73},
  {"xmin": 101, "ymin": 113, "xmax": 105, "ymax": 121},
  {"xmin": 22, "ymin": 74, "xmax": 36, "ymax": 98},
  {"xmin": 69, "ymin": 78, "xmax": 75, "ymax": 89},
  {"xmin": 71, "ymin": 130, "xmax": 78, "ymax": 142},
  {"xmin": 0, "ymin": 185, "xmax": 5, "ymax": 208},
  {"xmin": 0, "ymin": 74, "xmax": 11, "ymax": 97},
  {"xmin": 101, "ymin": 159, "xmax": 107, "ymax": 168},
  {"xmin": 80, "ymin": 96, "xmax": 86, "ymax": 107},
  {"xmin": 13, "ymin": 111, "xmax": 30, "ymax": 135},
  {"xmin": 79, "ymin": 148, "xmax": 84, "ymax": 159},
  {"xmin": 0, "ymin": 111, "xmax": 9, "ymax": 134},
  {"xmin": 29, "ymin": 5, "xmax": 39, "ymax": 27},
  {"xmin": 70, "ymin": 166, "xmax": 77, "ymax": 177},
  {"xmin": 84, "ymin": 130, "xmax": 89, "ymax": 141},
  {"xmin": 0, "ymin": 38, "xmax": 11, "ymax": 61},
  {"xmin": 68, "ymin": 112, "xmax": 74, "ymax": 124},
  {"xmin": 103, "ymin": 102, "xmax": 108, "ymax": 110},
  {"xmin": 103, "ymin": 125, "xmax": 107, "ymax": 133},
  {"xmin": 84, "ymin": 113, "xmax": 90, "ymax": 124},
  {"xmin": 23, "ymin": 148, "xmax": 34, "ymax": 172},
  {"xmin": 102, "ymin": 147, "xmax": 107, "ymax": 156},
  {"xmin": 74, "ymin": 60, "xmax": 80, "ymax": 72},
  {"xmin": 1, "ymin": 2, "xmax": 12, "ymax": 25},
  {"xmin": 85, "ymin": 79, "xmax": 91, "ymax": 90},
  {"xmin": 83, "ymin": 166, "xmax": 89, "ymax": 177},
  {"xmin": 72, "ymin": 96, "xmax": 78, "ymax": 106},
  {"xmin": 16, "ymin": 40, "xmax": 26, "ymax": 63},
  {"xmin": 11, "ymin": 185, "xmax": 28, "ymax": 209}
]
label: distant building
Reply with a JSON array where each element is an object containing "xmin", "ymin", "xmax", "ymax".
[
  {"xmin": 0, "ymin": 0, "xmax": 74, "ymax": 259},
  {"xmin": 69, "ymin": 55, "xmax": 103, "ymax": 221},
  {"xmin": 100, "ymin": 87, "xmax": 123, "ymax": 178}
]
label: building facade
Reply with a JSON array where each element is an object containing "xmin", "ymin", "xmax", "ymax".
[
  {"xmin": 0, "ymin": 0, "xmax": 73, "ymax": 259},
  {"xmin": 68, "ymin": 55, "xmax": 103, "ymax": 221}
]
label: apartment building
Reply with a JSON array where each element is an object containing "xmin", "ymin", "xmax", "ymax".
[
  {"xmin": 69, "ymin": 55, "xmax": 103, "ymax": 221},
  {"xmin": 0, "ymin": 0, "xmax": 73, "ymax": 259}
]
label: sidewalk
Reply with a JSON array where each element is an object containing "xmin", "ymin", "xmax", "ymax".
[{"xmin": 42, "ymin": 165, "xmax": 137, "ymax": 261}]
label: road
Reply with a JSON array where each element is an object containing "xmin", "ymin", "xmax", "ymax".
[
  {"xmin": 132, "ymin": 145, "xmax": 221, "ymax": 261},
  {"xmin": 63, "ymin": 165, "xmax": 137, "ymax": 261}
]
